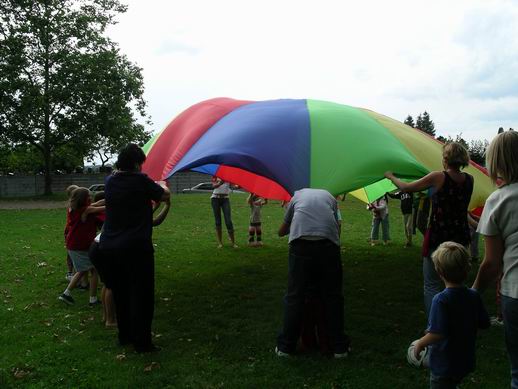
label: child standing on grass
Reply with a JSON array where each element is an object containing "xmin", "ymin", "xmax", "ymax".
[
  {"xmin": 247, "ymin": 193, "xmax": 267, "ymax": 246},
  {"xmin": 413, "ymin": 242, "xmax": 490, "ymax": 388},
  {"xmin": 388, "ymin": 191, "xmax": 414, "ymax": 247},
  {"xmin": 64, "ymin": 185, "xmax": 79, "ymax": 281},
  {"xmin": 59, "ymin": 187, "xmax": 105, "ymax": 306},
  {"xmin": 367, "ymin": 195, "xmax": 390, "ymax": 246}
]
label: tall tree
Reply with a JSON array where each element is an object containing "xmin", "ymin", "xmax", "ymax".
[
  {"xmin": 87, "ymin": 123, "xmax": 151, "ymax": 168},
  {"xmin": 0, "ymin": 0, "xmax": 149, "ymax": 194},
  {"xmin": 404, "ymin": 115, "xmax": 415, "ymax": 128},
  {"xmin": 468, "ymin": 139, "xmax": 489, "ymax": 166},
  {"xmin": 415, "ymin": 111, "xmax": 435, "ymax": 137},
  {"xmin": 435, "ymin": 133, "xmax": 488, "ymax": 166}
]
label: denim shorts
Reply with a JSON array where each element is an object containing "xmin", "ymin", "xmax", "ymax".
[{"xmin": 68, "ymin": 250, "xmax": 94, "ymax": 272}]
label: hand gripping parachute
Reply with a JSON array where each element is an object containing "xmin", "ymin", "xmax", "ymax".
[{"xmin": 142, "ymin": 98, "xmax": 493, "ymax": 210}]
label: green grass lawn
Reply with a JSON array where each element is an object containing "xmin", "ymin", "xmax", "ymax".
[{"xmin": 0, "ymin": 194, "xmax": 509, "ymax": 388}]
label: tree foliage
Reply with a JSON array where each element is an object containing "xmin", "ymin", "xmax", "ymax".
[
  {"xmin": 403, "ymin": 115, "xmax": 415, "ymax": 128},
  {"xmin": 436, "ymin": 134, "xmax": 488, "ymax": 166},
  {"xmin": 0, "ymin": 143, "xmax": 84, "ymax": 174},
  {"xmin": 415, "ymin": 111, "xmax": 435, "ymax": 137},
  {"xmin": 406, "ymin": 111, "xmax": 491, "ymax": 166},
  {"xmin": 0, "ymin": 0, "xmax": 150, "ymax": 193},
  {"xmin": 468, "ymin": 139, "xmax": 489, "ymax": 166}
]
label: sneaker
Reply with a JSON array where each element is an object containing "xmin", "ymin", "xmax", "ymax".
[
  {"xmin": 490, "ymin": 316, "xmax": 504, "ymax": 326},
  {"xmin": 89, "ymin": 300, "xmax": 101, "ymax": 307},
  {"xmin": 59, "ymin": 293, "xmax": 74, "ymax": 305},
  {"xmin": 275, "ymin": 346, "xmax": 290, "ymax": 357},
  {"xmin": 65, "ymin": 272, "xmax": 74, "ymax": 282},
  {"xmin": 334, "ymin": 347, "xmax": 351, "ymax": 359}
]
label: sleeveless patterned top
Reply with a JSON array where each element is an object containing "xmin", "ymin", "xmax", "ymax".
[{"xmin": 426, "ymin": 171, "xmax": 474, "ymax": 255}]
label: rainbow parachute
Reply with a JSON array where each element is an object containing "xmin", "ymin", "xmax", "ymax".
[{"xmin": 142, "ymin": 98, "xmax": 493, "ymax": 209}]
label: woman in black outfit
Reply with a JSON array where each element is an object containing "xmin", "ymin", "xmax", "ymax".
[{"xmin": 100, "ymin": 144, "xmax": 170, "ymax": 352}]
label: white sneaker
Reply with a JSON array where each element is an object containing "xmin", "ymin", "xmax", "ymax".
[
  {"xmin": 274, "ymin": 347, "xmax": 290, "ymax": 357},
  {"xmin": 490, "ymin": 316, "xmax": 504, "ymax": 326},
  {"xmin": 334, "ymin": 346, "xmax": 351, "ymax": 359}
]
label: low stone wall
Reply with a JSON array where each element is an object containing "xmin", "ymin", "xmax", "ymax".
[{"xmin": 0, "ymin": 171, "xmax": 210, "ymax": 197}]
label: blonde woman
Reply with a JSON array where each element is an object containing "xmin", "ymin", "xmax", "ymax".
[
  {"xmin": 385, "ymin": 142, "xmax": 474, "ymax": 316},
  {"xmin": 472, "ymin": 131, "xmax": 518, "ymax": 388}
]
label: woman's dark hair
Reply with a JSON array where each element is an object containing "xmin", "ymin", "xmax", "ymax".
[{"xmin": 115, "ymin": 143, "xmax": 146, "ymax": 171}]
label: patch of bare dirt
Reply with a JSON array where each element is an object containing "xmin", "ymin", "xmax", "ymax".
[{"xmin": 0, "ymin": 201, "xmax": 66, "ymax": 210}]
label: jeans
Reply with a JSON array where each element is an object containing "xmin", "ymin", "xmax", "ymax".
[
  {"xmin": 277, "ymin": 239, "xmax": 349, "ymax": 354},
  {"xmin": 469, "ymin": 226, "xmax": 480, "ymax": 260},
  {"xmin": 502, "ymin": 295, "xmax": 518, "ymax": 389},
  {"xmin": 211, "ymin": 197, "xmax": 234, "ymax": 232},
  {"xmin": 423, "ymin": 256, "xmax": 443, "ymax": 317},
  {"xmin": 430, "ymin": 374, "xmax": 461, "ymax": 389},
  {"xmin": 371, "ymin": 216, "xmax": 390, "ymax": 241},
  {"xmin": 403, "ymin": 213, "xmax": 413, "ymax": 243}
]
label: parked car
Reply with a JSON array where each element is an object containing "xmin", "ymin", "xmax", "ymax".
[
  {"xmin": 182, "ymin": 182, "xmax": 244, "ymax": 194},
  {"xmin": 88, "ymin": 184, "xmax": 105, "ymax": 195},
  {"xmin": 182, "ymin": 182, "xmax": 214, "ymax": 193}
]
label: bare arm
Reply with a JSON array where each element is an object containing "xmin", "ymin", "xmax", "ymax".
[
  {"xmin": 386, "ymin": 191, "xmax": 399, "ymax": 199},
  {"xmin": 152, "ymin": 199, "xmax": 171, "ymax": 227},
  {"xmin": 467, "ymin": 213, "xmax": 479, "ymax": 229},
  {"xmin": 278, "ymin": 222, "xmax": 290, "ymax": 237},
  {"xmin": 91, "ymin": 199, "xmax": 105, "ymax": 207},
  {"xmin": 212, "ymin": 178, "xmax": 223, "ymax": 188},
  {"xmin": 472, "ymin": 235, "xmax": 505, "ymax": 292},
  {"xmin": 384, "ymin": 171, "xmax": 444, "ymax": 193},
  {"xmin": 160, "ymin": 185, "xmax": 171, "ymax": 202},
  {"xmin": 414, "ymin": 332, "xmax": 444, "ymax": 357},
  {"xmin": 81, "ymin": 205, "xmax": 105, "ymax": 222}
]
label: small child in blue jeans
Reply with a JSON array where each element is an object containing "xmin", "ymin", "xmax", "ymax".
[{"xmin": 413, "ymin": 241, "xmax": 490, "ymax": 388}]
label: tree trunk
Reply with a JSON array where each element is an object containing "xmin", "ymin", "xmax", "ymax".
[
  {"xmin": 43, "ymin": 148, "xmax": 52, "ymax": 195},
  {"xmin": 43, "ymin": 2, "xmax": 52, "ymax": 195}
]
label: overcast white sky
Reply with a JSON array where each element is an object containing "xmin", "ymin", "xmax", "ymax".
[{"xmin": 106, "ymin": 0, "xmax": 518, "ymax": 142}]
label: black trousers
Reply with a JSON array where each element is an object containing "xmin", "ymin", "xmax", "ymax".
[
  {"xmin": 105, "ymin": 248, "xmax": 155, "ymax": 350},
  {"xmin": 277, "ymin": 239, "xmax": 349, "ymax": 354}
]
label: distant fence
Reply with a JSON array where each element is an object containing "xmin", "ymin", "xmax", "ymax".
[{"xmin": 0, "ymin": 171, "xmax": 210, "ymax": 198}]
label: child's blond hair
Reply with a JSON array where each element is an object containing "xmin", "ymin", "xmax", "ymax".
[
  {"xmin": 486, "ymin": 130, "xmax": 518, "ymax": 185},
  {"xmin": 68, "ymin": 187, "xmax": 90, "ymax": 211},
  {"xmin": 432, "ymin": 242, "xmax": 471, "ymax": 284},
  {"xmin": 66, "ymin": 185, "xmax": 79, "ymax": 198}
]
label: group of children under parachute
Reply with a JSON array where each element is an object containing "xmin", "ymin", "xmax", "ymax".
[{"xmin": 57, "ymin": 178, "xmax": 494, "ymax": 386}]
